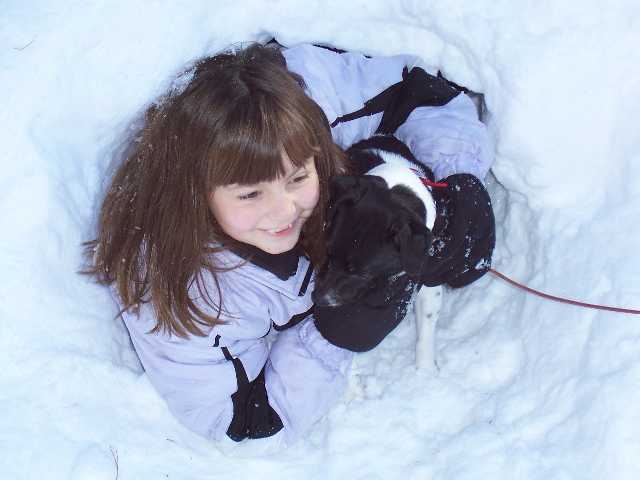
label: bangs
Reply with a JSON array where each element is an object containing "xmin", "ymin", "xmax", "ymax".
[{"xmin": 208, "ymin": 92, "xmax": 321, "ymax": 187}]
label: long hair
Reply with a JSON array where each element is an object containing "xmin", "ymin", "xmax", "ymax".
[{"xmin": 83, "ymin": 43, "xmax": 347, "ymax": 338}]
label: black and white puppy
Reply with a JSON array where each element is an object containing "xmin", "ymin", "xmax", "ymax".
[{"xmin": 313, "ymin": 135, "xmax": 442, "ymax": 369}]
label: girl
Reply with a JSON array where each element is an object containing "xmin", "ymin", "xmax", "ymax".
[{"xmin": 84, "ymin": 42, "xmax": 493, "ymax": 445}]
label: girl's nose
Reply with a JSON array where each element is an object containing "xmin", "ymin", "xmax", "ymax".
[{"xmin": 266, "ymin": 192, "xmax": 296, "ymax": 222}]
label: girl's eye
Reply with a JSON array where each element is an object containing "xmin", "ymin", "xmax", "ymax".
[
  {"xmin": 237, "ymin": 191, "xmax": 260, "ymax": 200},
  {"xmin": 291, "ymin": 174, "xmax": 309, "ymax": 184}
]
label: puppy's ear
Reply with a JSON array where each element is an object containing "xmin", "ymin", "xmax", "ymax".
[
  {"xmin": 329, "ymin": 175, "xmax": 386, "ymax": 201},
  {"xmin": 326, "ymin": 176, "xmax": 365, "ymax": 231},
  {"xmin": 392, "ymin": 219, "xmax": 433, "ymax": 282},
  {"xmin": 389, "ymin": 185, "xmax": 427, "ymax": 220},
  {"xmin": 329, "ymin": 175, "xmax": 360, "ymax": 202},
  {"xmin": 362, "ymin": 175, "xmax": 388, "ymax": 190}
]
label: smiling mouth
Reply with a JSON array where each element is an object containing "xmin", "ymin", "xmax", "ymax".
[{"xmin": 264, "ymin": 222, "xmax": 295, "ymax": 236}]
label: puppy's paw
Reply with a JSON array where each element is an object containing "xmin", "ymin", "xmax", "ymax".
[{"xmin": 413, "ymin": 285, "xmax": 443, "ymax": 372}]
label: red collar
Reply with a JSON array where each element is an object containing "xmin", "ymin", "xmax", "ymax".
[{"xmin": 410, "ymin": 168, "xmax": 449, "ymax": 188}]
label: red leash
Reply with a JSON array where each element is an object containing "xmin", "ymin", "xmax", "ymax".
[{"xmin": 489, "ymin": 268, "xmax": 640, "ymax": 315}]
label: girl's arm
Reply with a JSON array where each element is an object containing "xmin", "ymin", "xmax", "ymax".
[
  {"xmin": 219, "ymin": 268, "xmax": 354, "ymax": 445},
  {"xmin": 395, "ymin": 94, "xmax": 492, "ymax": 181},
  {"xmin": 283, "ymin": 44, "xmax": 493, "ymax": 181},
  {"xmin": 120, "ymin": 269, "xmax": 353, "ymax": 446},
  {"xmin": 264, "ymin": 316, "xmax": 353, "ymax": 444}
]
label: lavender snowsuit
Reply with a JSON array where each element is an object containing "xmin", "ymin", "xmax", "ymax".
[{"xmin": 120, "ymin": 43, "xmax": 493, "ymax": 445}]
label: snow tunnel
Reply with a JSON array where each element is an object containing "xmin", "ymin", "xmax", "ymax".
[{"xmin": 3, "ymin": 2, "xmax": 640, "ymax": 478}]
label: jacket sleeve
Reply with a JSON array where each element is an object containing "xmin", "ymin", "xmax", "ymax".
[
  {"xmin": 217, "ymin": 312, "xmax": 353, "ymax": 446},
  {"xmin": 119, "ymin": 301, "xmax": 241, "ymax": 442},
  {"xmin": 119, "ymin": 269, "xmax": 353, "ymax": 446},
  {"xmin": 215, "ymin": 270, "xmax": 354, "ymax": 445},
  {"xmin": 218, "ymin": 269, "xmax": 354, "ymax": 445},
  {"xmin": 283, "ymin": 44, "xmax": 493, "ymax": 181},
  {"xmin": 395, "ymin": 93, "xmax": 493, "ymax": 181},
  {"xmin": 265, "ymin": 316, "xmax": 354, "ymax": 444}
]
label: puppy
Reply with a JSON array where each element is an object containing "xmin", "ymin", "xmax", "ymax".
[{"xmin": 313, "ymin": 135, "xmax": 442, "ymax": 370}]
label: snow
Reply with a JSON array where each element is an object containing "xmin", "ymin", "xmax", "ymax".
[{"xmin": 2, "ymin": 1, "xmax": 640, "ymax": 478}]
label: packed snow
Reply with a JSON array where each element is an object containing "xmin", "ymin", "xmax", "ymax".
[{"xmin": 1, "ymin": 1, "xmax": 639, "ymax": 479}]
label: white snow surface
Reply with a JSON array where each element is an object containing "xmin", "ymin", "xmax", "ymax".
[{"xmin": 2, "ymin": 1, "xmax": 640, "ymax": 479}]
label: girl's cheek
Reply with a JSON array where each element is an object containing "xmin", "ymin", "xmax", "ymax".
[
  {"xmin": 210, "ymin": 192, "xmax": 259, "ymax": 231},
  {"xmin": 303, "ymin": 178, "xmax": 321, "ymax": 210},
  {"xmin": 225, "ymin": 204, "xmax": 262, "ymax": 230}
]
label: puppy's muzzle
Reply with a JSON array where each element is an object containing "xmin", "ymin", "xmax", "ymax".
[
  {"xmin": 312, "ymin": 288, "xmax": 342, "ymax": 308},
  {"xmin": 313, "ymin": 269, "xmax": 370, "ymax": 307}
]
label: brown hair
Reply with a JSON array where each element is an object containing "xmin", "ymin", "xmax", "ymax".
[{"xmin": 83, "ymin": 43, "xmax": 347, "ymax": 338}]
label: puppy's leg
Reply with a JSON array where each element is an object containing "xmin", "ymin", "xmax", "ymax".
[{"xmin": 413, "ymin": 285, "xmax": 443, "ymax": 372}]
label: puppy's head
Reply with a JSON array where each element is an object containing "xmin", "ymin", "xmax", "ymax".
[{"xmin": 313, "ymin": 175, "xmax": 432, "ymax": 307}]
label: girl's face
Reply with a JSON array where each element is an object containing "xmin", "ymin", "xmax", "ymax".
[{"xmin": 209, "ymin": 153, "xmax": 320, "ymax": 254}]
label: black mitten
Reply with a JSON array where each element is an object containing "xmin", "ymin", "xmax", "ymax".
[{"xmin": 421, "ymin": 174, "xmax": 495, "ymax": 288}]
